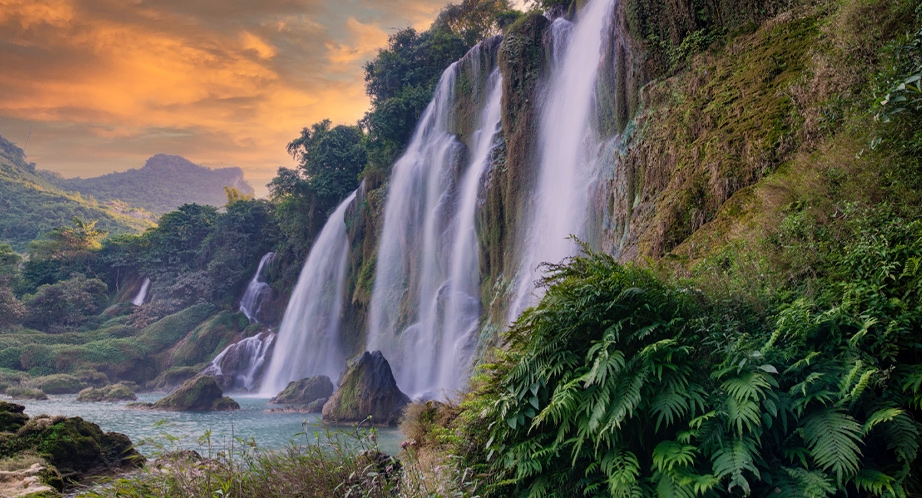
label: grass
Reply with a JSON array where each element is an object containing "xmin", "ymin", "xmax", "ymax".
[{"xmin": 75, "ymin": 423, "xmax": 432, "ymax": 498}]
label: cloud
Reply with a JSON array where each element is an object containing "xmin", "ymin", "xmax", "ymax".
[{"xmin": 0, "ymin": 0, "xmax": 450, "ymax": 196}]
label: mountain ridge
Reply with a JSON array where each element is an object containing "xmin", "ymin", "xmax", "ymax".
[{"xmin": 41, "ymin": 153, "xmax": 255, "ymax": 215}]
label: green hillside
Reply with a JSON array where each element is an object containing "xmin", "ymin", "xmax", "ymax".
[
  {"xmin": 42, "ymin": 153, "xmax": 256, "ymax": 215},
  {"xmin": 0, "ymin": 136, "xmax": 152, "ymax": 252}
]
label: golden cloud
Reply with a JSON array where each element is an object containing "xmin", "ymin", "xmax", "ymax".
[{"xmin": 0, "ymin": 0, "xmax": 451, "ymax": 195}]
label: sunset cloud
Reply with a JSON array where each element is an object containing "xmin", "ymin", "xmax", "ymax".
[{"xmin": 0, "ymin": 0, "xmax": 449, "ymax": 194}]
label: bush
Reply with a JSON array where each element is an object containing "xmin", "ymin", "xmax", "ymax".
[{"xmin": 463, "ymin": 244, "xmax": 922, "ymax": 496}]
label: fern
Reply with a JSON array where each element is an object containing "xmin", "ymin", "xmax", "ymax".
[
  {"xmin": 711, "ymin": 437, "xmax": 759, "ymax": 495},
  {"xmin": 802, "ymin": 408, "xmax": 863, "ymax": 485}
]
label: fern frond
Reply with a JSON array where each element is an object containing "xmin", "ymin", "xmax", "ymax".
[
  {"xmin": 711, "ymin": 437, "xmax": 759, "ymax": 495},
  {"xmin": 862, "ymin": 407, "xmax": 903, "ymax": 435},
  {"xmin": 852, "ymin": 468, "xmax": 897, "ymax": 496},
  {"xmin": 882, "ymin": 410, "xmax": 920, "ymax": 464},
  {"xmin": 652, "ymin": 440, "xmax": 697, "ymax": 472},
  {"xmin": 802, "ymin": 408, "xmax": 863, "ymax": 485}
]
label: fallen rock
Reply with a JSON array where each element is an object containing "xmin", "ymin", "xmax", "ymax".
[
  {"xmin": 130, "ymin": 376, "xmax": 239, "ymax": 411},
  {"xmin": 0, "ymin": 462, "xmax": 61, "ymax": 497},
  {"xmin": 0, "ymin": 402, "xmax": 28, "ymax": 433},
  {"xmin": 5, "ymin": 414, "xmax": 142, "ymax": 488},
  {"xmin": 269, "ymin": 376, "xmax": 333, "ymax": 405},
  {"xmin": 76, "ymin": 384, "xmax": 137, "ymax": 402},
  {"xmin": 322, "ymin": 351, "xmax": 410, "ymax": 427},
  {"xmin": 6, "ymin": 388, "xmax": 47, "ymax": 401}
]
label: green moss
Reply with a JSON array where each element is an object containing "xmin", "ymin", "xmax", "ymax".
[
  {"xmin": 167, "ymin": 310, "xmax": 247, "ymax": 368},
  {"xmin": 76, "ymin": 383, "xmax": 136, "ymax": 402},
  {"xmin": 29, "ymin": 374, "xmax": 83, "ymax": 394}
]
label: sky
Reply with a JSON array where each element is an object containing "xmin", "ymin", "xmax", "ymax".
[{"xmin": 0, "ymin": 0, "xmax": 457, "ymax": 195}]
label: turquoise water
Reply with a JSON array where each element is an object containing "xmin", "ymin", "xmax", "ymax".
[{"xmin": 8, "ymin": 393, "xmax": 404, "ymax": 457}]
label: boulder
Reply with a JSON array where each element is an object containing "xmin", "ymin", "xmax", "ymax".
[
  {"xmin": 30, "ymin": 374, "xmax": 84, "ymax": 395},
  {"xmin": 76, "ymin": 384, "xmax": 137, "ymax": 402},
  {"xmin": 322, "ymin": 351, "xmax": 410, "ymax": 427},
  {"xmin": 6, "ymin": 388, "xmax": 47, "ymax": 401},
  {"xmin": 131, "ymin": 376, "xmax": 239, "ymax": 411},
  {"xmin": 10, "ymin": 414, "xmax": 142, "ymax": 487},
  {"xmin": 0, "ymin": 402, "xmax": 28, "ymax": 433},
  {"xmin": 269, "ymin": 376, "xmax": 334, "ymax": 405}
]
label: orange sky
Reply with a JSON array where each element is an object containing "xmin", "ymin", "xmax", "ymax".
[{"xmin": 0, "ymin": 0, "xmax": 453, "ymax": 195}]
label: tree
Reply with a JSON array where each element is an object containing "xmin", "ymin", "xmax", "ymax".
[
  {"xmin": 286, "ymin": 119, "xmax": 367, "ymax": 207},
  {"xmin": 23, "ymin": 275, "xmax": 108, "ymax": 332}
]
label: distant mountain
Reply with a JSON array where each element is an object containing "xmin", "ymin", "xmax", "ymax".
[
  {"xmin": 0, "ymin": 135, "xmax": 152, "ymax": 252},
  {"xmin": 42, "ymin": 154, "xmax": 256, "ymax": 215}
]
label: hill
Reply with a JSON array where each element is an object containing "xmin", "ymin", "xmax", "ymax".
[
  {"xmin": 42, "ymin": 154, "xmax": 255, "ymax": 215},
  {"xmin": 0, "ymin": 135, "xmax": 152, "ymax": 252}
]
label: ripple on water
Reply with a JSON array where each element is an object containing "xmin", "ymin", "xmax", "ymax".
[{"xmin": 8, "ymin": 393, "xmax": 403, "ymax": 457}]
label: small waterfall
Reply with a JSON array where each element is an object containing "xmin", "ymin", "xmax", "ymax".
[
  {"xmin": 239, "ymin": 252, "xmax": 276, "ymax": 323},
  {"xmin": 203, "ymin": 331, "xmax": 275, "ymax": 392},
  {"xmin": 131, "ymin": 278, "xmax": 150, "ymax": 306},
  {"xmin": 367, "ymin": 39, "xmax": 503, "ymax": 399},
  {"xmin": 509, "ymin": 0, "xmax": 618, "ymax": 320},
  {"xmin": 258, "ymin": 191, "xmax": 357, "ymax": 396}
]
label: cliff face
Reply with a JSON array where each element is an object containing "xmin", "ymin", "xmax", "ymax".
[{"xmin": 300, "ymin": 0, "xmax": 914, "ymax": 388}]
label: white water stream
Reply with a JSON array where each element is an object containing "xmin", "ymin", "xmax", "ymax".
[
  {"xmin": 508, "ymin": 0, "xmax": 617, "ymax": 320},
  {"xmin": 259, "ymin": 191, "xmax": 357, "ymax": 395}
]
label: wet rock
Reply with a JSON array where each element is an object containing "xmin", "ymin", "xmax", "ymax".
[
  {"xmin": 130, "ymin": 376, "xmax": 239, "ymax": 411},
  {"xmin": 0, "ymin": 402, "xmax": 28, "ymax": 433},
  {"xmin": 76, "ymin": 384, "xmax": 137, "ymax": 402},
  {"xmin": 269, "ymin": 376, "xmax": 333, "ymax": 405},
  {"xmin": 322, "ymin": 351, "xmax": 410, "ymax": 427}
]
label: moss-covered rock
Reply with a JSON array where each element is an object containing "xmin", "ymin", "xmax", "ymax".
[
  {"xmin": 29, "ymin": 375, "xmax": 83, "ymax": 395},
  {"xmin": 269, "ymin": 376, "xmax": 334, "ymax": 406},
  {"xmin": 322, "ymin": 351, "xmax": 409, "ymax": 427},
  {"xmin": 11, "ymin": 415, "xmax": 143, "ymax": 484},
  {"xmin": 7, "ymin": 388, "xmax": 47, "ymax": 401},
  {"xmin": 0, "ymin": 402, "xmax": 28, "ymax": 433},
  {"xmin": 76, "ymin": 384, "xmax": 137, "ymax": 402},
  {"xmin": 133, "ymin": 376, "xmax": 239, "ymax": 412},
  {"xmin": 0, "ymin": 461, "xmax": 62, "ymax": 496}
]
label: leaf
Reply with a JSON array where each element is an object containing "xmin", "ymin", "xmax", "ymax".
[
  {"xmin": 711, "ymin": 438, "xmax": 759, "ymax": 495},
  {"xmin": 802, "ymin": 408, "xmax": 863, "ymax": 485}
]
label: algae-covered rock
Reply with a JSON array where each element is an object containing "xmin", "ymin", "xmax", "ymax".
[
  {"xmin": 30, "ymin": 374, "xmax": 84, "ymax": 395},
  {"xmin": 0, "ymin": 402, "xmax": 28, "ymax": 433},
  {"xmin": 269, "ymin": 376, "xmax": 334, "ymax": 405},
  {"xmin": 133, "ymin": 376, "xmax": 239, "ymax": 411},
  {"xmin": 7, "ymin": 388, "xmax": 47, "ymax": 401},
  {"xmin": 322, "ymin": 351, "xmax": 409, "ymax": 427},
  {"xmin": 10, "ymin": 415, "xmax": 143, "ymax": 485},
  {"xmin": 76, "ymin": 384, "xmax": 137, "ymax": 402}
]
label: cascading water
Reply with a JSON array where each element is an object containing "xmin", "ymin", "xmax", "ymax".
[
  {"xmin": 258, "ymin": 191, "xmax": 357, "ymax": 395},
  {"xmin": 508, "ymin": 0, "xmax": 618, "ymax": 319},
  {"xmin": 203, "ymin": 330, "xmax": 275, "ymax": 392},
  {"xmin": 367, "ymin": 39, "xmax": 503, "ymax": 399},
  {"xmin": 131, "ymin": 278, "xmax": 150, "ymax": 306},
  {"xmin": 239, "ymin": 252, "xmax": 276, "ymax": 323}
]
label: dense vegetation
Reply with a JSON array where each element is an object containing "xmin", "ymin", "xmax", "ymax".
[
  {"xmin": 0, "ymin": 135, "xmax": 152, "ymax": 253},
  {"xmin": 0, "ymin": 0, "xmax": 920, "ymax": 495}
]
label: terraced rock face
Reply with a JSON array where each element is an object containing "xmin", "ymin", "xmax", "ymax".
[{"xmin": 269, "ymin": 376, "xmax": 333, "ymax": 407}]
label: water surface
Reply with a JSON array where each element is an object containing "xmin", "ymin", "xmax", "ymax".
[{"xmin": 9, "ymin": 393, "xmax": 403, "ymax": 457}]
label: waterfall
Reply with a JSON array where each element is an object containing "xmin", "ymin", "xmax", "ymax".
[
  {"xmin": 367, "ymin": 39, "xmax": 503, "ymax": 399},
  {"xmin": 508, "ymin": 0, "xmax": 618, "ymax": 320},
  {"xmin": 239, "ymin": 252, "xmax": 276, "ymax": 323},
  {"xmin": 258, "ymin": 191, "xmax": 357, "ymax": 395},
  {"xmin": 203, "ymin": 331, "xmax": 275, "ymax": 392},
  {"xmin": 131, "ymin": 277, "xmax": 150, "ymax": 306}
]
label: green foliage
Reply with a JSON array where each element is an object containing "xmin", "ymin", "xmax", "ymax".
[
  {"xmin": 0, "ymin": 134, "xmax": 151, "ymax": 253},
  {"xmin": 362, "ymin": 25, "xmax": 471, "ymax": 166},
  {"xmin": 23, "ymin": 275, "xmax": 108, "ymax": 332},
  {"xmin": 463, "ymin": 227, "xmax": 922, "ymax": 496},
  {"xmin": 284, "ymin": 120, "xmax": 367, "ymax": 207}
]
